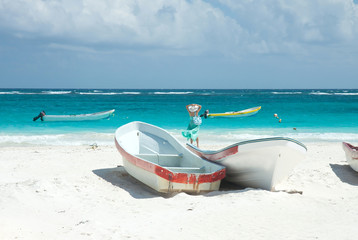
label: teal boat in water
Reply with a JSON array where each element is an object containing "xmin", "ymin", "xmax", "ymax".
[{"xmin": 33, "ymin": 109, "xmax": 115, "ymax": 122}]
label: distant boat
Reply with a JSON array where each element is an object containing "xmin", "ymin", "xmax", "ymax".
[
  {"xmin": 205, "ymin": 106, "xmax": 261, "ymax": 118},
  {"xmin": 33, "ymin": 109, "xmax": 115, "ymax": 122},
  {"xmin": 114, "ymin": 121, "xmax": 226, "ymax": 193},
  {"xmin": 187, "ymin": 137, "xmax": 307, "ymax": 191},
  {"xmin": 342, "ymin": 142, "xmax": 358, "ymax": 172}
]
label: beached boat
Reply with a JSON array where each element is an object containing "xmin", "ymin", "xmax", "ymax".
[
  {"xmin": 33, "ymin": 109, "xmax": 115, "ymax": 122},
  {"xmin": 205, "ymin": 106, "xmax": 261, "ymax": 118},
  {"xmin": 187, "ymin": 137, "xmax": 307, "ymax": 191},
  {"xmin": 114, "ymin": 121, "xmax": 226, "ymax": 193},
  {"xmin": 342, "ymin": 142, "xmax": 358, "ymax": 172}
]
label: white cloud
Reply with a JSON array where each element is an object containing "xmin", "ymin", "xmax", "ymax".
[
  {"xmin": 0, "ymin": 0, "xmax": 357, "ymax": 57},
  {"xmin": 0, "ymin": 0, "xmax": 238, "ymax": 53},
  {"xmin": 218, "ymin": 0, "xmax": 358, "ymax": 53}
]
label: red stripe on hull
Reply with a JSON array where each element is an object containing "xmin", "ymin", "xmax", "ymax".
[
  {"xmin": 188, "ymin": 145, "xmax": 238, "ymax": 162},
  {"xmin": 115, "ymin": 138, "xmax": 225, "ymax": 185}
]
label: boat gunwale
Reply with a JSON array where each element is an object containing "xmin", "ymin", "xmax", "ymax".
[
  {"xmin": 187, "ymin": 137, "xmax": 307, "ymax": 155},
  {"xmin": 342, "ymin": 142, "xmax": 358, "ymax": 160},
  {"xmin": 343, "ymin": 142, "xmax": 358, "ymax": 151}
]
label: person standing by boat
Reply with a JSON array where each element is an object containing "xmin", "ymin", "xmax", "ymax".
[{"xmin": 182, "ymin": 104, "xmax": 202, "ymax": 147}]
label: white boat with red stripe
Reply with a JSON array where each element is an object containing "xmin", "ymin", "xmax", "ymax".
[
  {"xmin": 114, "ymin": 121, "xmax": 226, "ymax": 193},
  {"xmin": 342, "ymin": 142, "xmax": 358, "ymax": 172},
  {"xmin": 187, "ymin": 137, "xmax": 307, "ymax": 191}
]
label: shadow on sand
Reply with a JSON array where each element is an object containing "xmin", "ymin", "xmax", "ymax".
[
  {"xmin": 93, "ymin": 166, "xmax": 166, "ymax": 199},
  {"xmin": 330, "ymin": 164, "xmax": 358, "ymax": 186},
  {"xmin": 219, "ymin": 180, "xmax": 247, "ymax": 191},
  {"xmin": 93, "ymin": 166, "xmax": 254, "ymax": 198}
]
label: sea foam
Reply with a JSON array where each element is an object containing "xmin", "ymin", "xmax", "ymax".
[
  {"xmin": 153, "ymin": 91, "xmax": 193, "ymax": 95},
  {"xmin": 0, "ymin": 133, "xmax": 114, "ymax": 147}
]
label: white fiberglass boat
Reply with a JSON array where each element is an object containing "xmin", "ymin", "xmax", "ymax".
[
  {"xmin": 114, "ymin": 121, "xmax": 226, "ymax": 193},
  {"xmin": 342, "ymin": 142, "xmax": 358, "ymax": 172},
  {"xmin": 187, "ymin": 137, "xmax": 307, "ymax": 191},
  {"xmin": 33, "ymin": 109, "xmax": 115, "ymax": 122}
]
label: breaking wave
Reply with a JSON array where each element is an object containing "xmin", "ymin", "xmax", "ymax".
[
  {"xmin": 153, "ymin": 91, "xmax": 193, "ymax": 95},
  {"xmin": 41, "ymin": 91, "xmax": 72, "ymax": 94},
  {"xmin": 77, "ymin": 91, "xmax": 141, "ymax": 95},
  {"xmin": 272, "ymin": 92, "xmax": 302, "ymax": 94}
]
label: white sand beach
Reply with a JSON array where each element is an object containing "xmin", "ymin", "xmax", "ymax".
[{"xmin": 1, "ymin": 142, "xmax": 358, "ymax": 240}]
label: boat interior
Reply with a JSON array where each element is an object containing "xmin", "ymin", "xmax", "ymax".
[{"xmin": 132, "ymin": 131, "xmax": 206, "ymax": 173}]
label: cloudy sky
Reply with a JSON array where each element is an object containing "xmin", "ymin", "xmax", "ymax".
[{"xmin": 0, "ymin": 0, "xmax": 358, "ymax": 89}]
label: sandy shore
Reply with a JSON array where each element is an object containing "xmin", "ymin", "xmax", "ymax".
[{"xmin": 1, "ymin": 142, "xmax": 358, "ymax": 239}]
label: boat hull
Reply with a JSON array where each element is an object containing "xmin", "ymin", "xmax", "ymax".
[
  {"xmin": 115, "ymin": 122, "xmax": 225, "ymax": 193},
  {"xmin": 342, "ymin": 142, "xmax": 358, "ymax": 172},
  {"xmin": 187, "ymin": 137, "xmax": 307, "ymax": 191},
  {"xmin": 207, "ymin": 106, "xmax": 261, "ymax": 118},
  {"xmin": 42, "ymin": 109, "xmax": 115, "ymax": 122}
]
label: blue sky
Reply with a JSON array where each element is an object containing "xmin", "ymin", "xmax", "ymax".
[{"xmin": 0, "ymin": 0, "xmax": 358, "ymax": 89}]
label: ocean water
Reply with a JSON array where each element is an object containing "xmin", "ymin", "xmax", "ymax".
[{"xmin": 0, "ymin": 89, "xmax": 357, "ymax": 146}]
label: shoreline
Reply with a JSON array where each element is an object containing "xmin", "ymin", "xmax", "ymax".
[
  {"xmin": 1, "ymin": 130, "xmax": 358, "ymax": 147},
  {"xmin": 1, "ymin": 142, "xmax": 358, "ymax": 239}
]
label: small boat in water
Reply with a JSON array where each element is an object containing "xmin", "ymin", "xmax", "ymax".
[
  {"xmin": 342, "ymin": 142, "xmax": 358, "ymax": 172},
  {"xmin": 114, "ymin": 121, "xmax": 226, "ymax": 193},
  {"xmin": 33, "ymin": 109, "xmax": 115, "ymax": 122},
  {"xmin": 205, "ymin": 106, "xmax": 261, "ymax": 118},
  {"xmin": 187, "ymin": 137, "xmax": 307, "ymax": 191}
]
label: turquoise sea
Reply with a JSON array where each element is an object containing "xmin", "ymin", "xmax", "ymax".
[{"xmin": 0, "ymin": 89, "xmax": 357, "ymax": 146}]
